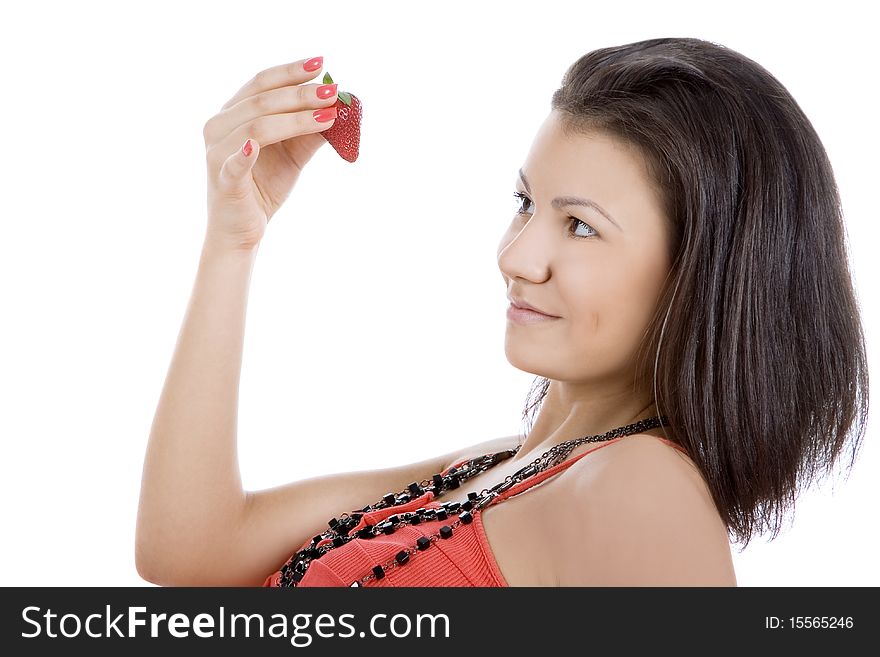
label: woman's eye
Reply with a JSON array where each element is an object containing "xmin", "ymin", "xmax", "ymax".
[
  {"xmin": 511, "ymin": 191, "xmax": 596, "ymax": 239},
  {"xmin": 512, "ymin": 191, "xmax": 533, "ymax": 216}
]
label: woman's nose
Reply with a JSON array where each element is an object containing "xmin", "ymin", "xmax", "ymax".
[{"xmin": 496, "ymin": 220, "xmax": 552, "ymax": 284}]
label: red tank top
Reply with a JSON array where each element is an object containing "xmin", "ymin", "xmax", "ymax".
[{"xmin": 262, "ymin": 435, "xmax": 689, "ymax": 587}]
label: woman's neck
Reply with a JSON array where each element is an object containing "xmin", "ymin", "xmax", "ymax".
[{"xmin": 512, "ymin": 380, "xmax": 673, "ymax": 462}]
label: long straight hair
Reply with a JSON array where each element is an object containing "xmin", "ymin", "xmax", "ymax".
[{"xmin": 521, "ymin": 38, "xmax": 868, "ymax": 549}]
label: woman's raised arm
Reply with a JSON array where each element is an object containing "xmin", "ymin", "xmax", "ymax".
[{"xmin": 135, "ymin": 55, "xmax": 503, "ymax": 586}]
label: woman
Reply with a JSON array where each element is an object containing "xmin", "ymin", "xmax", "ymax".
[{"xmin": 135, "ymin": 38, "xmax": 868, "ymax": 587}]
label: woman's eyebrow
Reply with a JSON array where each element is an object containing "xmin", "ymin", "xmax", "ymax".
[{"xmin": 518, "ymin": 168, "xmax": 622, "ymax": 231}]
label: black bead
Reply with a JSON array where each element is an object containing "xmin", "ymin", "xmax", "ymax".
[
  {"xmin": 351, "ymin": 512, "xmax": 363, "ymax": 522},
  {"xmin": 417, "ymin": 536, "xmax": 431, "ymax": 551},
  {"xmin": 446, "ymin": 502, "xmax": 461, "ymax": 513},
  {"xmin": 328, "ymin": 517, "xmax": 339, "ymax": 529},
  {"xmin": 398, "ymin": 494, "xmax": 411, "ymax": 504},
  {"xmin": 459, "ymin": 510, "xmax": 473, "ymax": 524},
  {"xmin": 447, "ymin": 466, "xmax": 458, "ymax": 474},
  {"xmin": 378, "ymin": 521, "xmax": 395, "ymax": 535},
  {"xmin": 432, "ymin": 474, "xmax": 444, "ymax": 489},
  {"xmin": 408, "ymin": 482, "xmax": 423, "ymax": 495},
  {"xmin": 332, "ymin": 536, "xmax": 345, "ymax": 547},
  {"xmin": 447, "ymin": 475, "xmax": 460, "ymax": 490},
  {"xmin": 388, "ymin": 515, "xmax": 400, "ymax": 524},
  {"xmin": 311, "ymin": 534, "xmax": 323, "ymax": 544},
  {"xmin": 410, "ymin": 514, "xmax": 421, "ymax": 525},
  {"xmin": 461, "ymin": 500, "xmax": 473, "ymax": 512},
  {"xmin": 362, "ymin": 504, "xmax": 372, "ymax": 512},
  {"xmin": 467, "ymin": 491, "xmax": 478, "ymax": 500},
  {"xmin": 439, "ymin": 525, "xmax": 453, "ymax": 539},
  {"xmin": 436, "ymin": 508, "xmax": 448, "ymax": 521},
  {"xmin": 292, "ymin": 570, "xmax": 304, "ymax": 583},
  {"xmin": 395, "ymin": 550, "xmax": 410, "ymax": 565},
  {"xmin": 356, "ymin": 525, "xmax": 375, "ymax": 539},
  {"xmin": 383, "ymin": 493, "xmax": 395, "ymax": 505},
  {"xmin": 372, "ymin": 565, "xmax": 385, "ymax": 580}
]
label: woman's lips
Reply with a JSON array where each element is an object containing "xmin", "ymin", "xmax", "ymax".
[{"xmin": 507, "ymin": 302, "xmax": 561, "ymax": 324}]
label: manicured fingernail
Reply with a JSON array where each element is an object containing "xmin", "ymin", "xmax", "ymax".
[
  {"xmin": 313, "ymin": 107, "xmax": 337, "ymax": 123},
  {"xmin": 303, "ymin": 56, "xmax": 323, "ymax": 72},
  {"xmin": 316, "ymin": 83, "xmax": 338, "ymax": 100}
]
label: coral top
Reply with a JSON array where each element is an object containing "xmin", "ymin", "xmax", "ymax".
[{"xmin": 262, "ymin": 435, "xmax": 689, "ymax": 587}]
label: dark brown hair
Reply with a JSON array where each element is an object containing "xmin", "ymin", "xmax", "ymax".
[{"xmin": 521, "ymin": 37, "xmax": 869, "ymax": 550}]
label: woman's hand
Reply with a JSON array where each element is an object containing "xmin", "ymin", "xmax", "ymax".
[{"xmin": 202, "ymin": 56, "xmax": 338, "ymax": 251}]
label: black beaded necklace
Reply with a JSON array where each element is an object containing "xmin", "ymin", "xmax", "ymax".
[{"xmin": 275, "ymin": 416, "xmax": 668, "ymax": 587}]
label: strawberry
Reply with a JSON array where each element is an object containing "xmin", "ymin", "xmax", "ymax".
[{"xmin": 319, "ymin": 72, "xmax": 362, "ymax": 163}]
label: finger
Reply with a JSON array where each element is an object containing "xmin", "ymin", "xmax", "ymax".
[
  {"xmin": 221, "ymin": 56, "xmax": 324, "ymax": 111},
  {"xmin": 208, "ymin": 107, "xmax": 336, "ymax": 163},
  {"xmin": 204, "ymin": 81, "xmax": 338, "ymax": 147},
  {"xmin": 218, "ymin": 138, "xmax": 260, "ymax": 193}
]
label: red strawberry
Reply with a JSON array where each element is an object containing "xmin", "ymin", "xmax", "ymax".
[{"xmin": 319, "ymin": 72, "xmax": 362, "ymax": 163}]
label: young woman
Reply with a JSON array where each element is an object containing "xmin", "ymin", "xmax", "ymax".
[{"xmin": 135, "ymin": 38, "xmax": 868, "ymax": 587}]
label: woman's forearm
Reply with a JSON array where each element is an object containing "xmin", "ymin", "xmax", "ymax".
[{"xmin": 136, "ymin": 239, "xmax": 259, "ymax": 579}]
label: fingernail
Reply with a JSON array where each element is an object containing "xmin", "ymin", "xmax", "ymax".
[
  {"xmin": 316, "ymin": 83, "xmax": 338, "ymax": 100},
  {"xmin": 313, "ymin": 107, "xmax": 337, "ymax": 123},
  {"xmin": 303, "ymin": 56, "xmax": 323, "ymax": 72}
]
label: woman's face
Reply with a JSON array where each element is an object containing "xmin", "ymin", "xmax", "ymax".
[{"xmin": 497, "ymin": 111, "xmax": 674, "ymax": 387}]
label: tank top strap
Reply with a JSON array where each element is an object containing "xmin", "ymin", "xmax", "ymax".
[{"xmin": 493, "ymin": 434, "xmax": 689, "ymax": 502}]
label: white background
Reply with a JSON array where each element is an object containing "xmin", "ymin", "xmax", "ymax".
[{"xmin": 1, "ymin": 0, "xmax": 876, "ymax": 587}]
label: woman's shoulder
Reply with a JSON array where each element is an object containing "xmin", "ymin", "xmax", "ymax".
[
  {"xmin": 568, "ymin": 431, "xmax": 697, "ymax": 473},
  {"xmin": 552, "ymin": 433, "xmax": 737, "ymax": 585}
]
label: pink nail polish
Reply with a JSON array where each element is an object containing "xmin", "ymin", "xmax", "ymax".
[
  {"xmin": 313, "ymin": 107, "xmax": 337, "ymax": 123},
  {"xmin": 303, "ymin": 56, "xmax": 323, "ymax": 72},
  {"xmin": 316, "ymin": 83, "xmax": 338, "ymax": 100}
]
